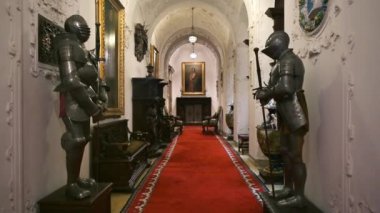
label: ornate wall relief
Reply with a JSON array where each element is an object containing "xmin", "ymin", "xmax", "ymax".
[{"xmin": 134, "ymin": 23, "xmax": 148, "ymax": 62}]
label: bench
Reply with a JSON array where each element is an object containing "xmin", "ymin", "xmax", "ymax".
[{"xmin": 91, "ymin": 119, "xmax": 150, "ymax": 191}]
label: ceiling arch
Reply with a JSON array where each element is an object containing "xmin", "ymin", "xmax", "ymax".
[
  {"xmin": 131, "ymin": 0, "xmax": 248, "ymax": 78},
  {"xmin": 148, "ymin": 2, "xmax": 234, "ymax": 49},
  {"xmin": 134, "ymin": 1, "xmax": 245, "ymax": 49},
  {"xmin": 161, "ymin": 27, "xmax": 222, "ymax": 73}
]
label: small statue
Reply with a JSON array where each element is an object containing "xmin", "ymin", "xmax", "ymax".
[
  {"xmin": 134, "ymin": 23, "xmax": 148, "ymax": 62},
  {"xmin": 54, "ymin": 15, "xmax": 108, "ymax": 199},
  {"xmin": 254, "ymin": 31, "xmax": 309, "ymax": 207}
]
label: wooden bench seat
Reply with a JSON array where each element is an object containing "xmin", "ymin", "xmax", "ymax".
[{"xmin": 91, "ymin": 119, "xmax": 150, "ymax": 191}]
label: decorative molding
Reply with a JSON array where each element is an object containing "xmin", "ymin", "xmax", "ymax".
[
  {"xmin": 342, "ymin": 72, "xmax": 355, "ymax": 213},
  {"xmin": 28, "ymin": 0, "xmax": 38, "ymax": 78},
  {"xmin": 5, "ymin": 0, "xmax": 22, "ymax": 212},
  {"xmin": 334, "ymin": 5, "xmax": 341, "ymax": 17},
  {"xmin": 125, "ymin": 25, "xmax": 132, "ymax": 49}
]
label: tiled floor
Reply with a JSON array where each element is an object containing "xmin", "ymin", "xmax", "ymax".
[{"xmin": 110, "ymin": 136, "xmax": 283, "ymax": 213}]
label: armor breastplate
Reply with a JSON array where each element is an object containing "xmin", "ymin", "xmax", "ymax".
[
  {"xmin": 274, "ymin": 50, "xmax": 308, "ymax": 133},
  {"xmin": 279, "ymin": 51, "xmax": 305, "ymax": 92},
  {"xmin": 55, "ymin": 33, "xmax": 100, "ymax": 121},
  {"xmin": 77, "ymin": 63, "xmax": 98, "ymax": 86}
]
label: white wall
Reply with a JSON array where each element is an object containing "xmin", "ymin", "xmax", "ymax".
[
  {"xmin": 0, "ymin": 0, "xmax": 22, "ymax": 212},
  {"xmin": 246, "ymin": 0, "xmax": 275, "ymax": 160},
  {"xmin": 1, "ymin": 0, "xmax": 379, "ymax": 212},
  {"xmin": 124, "ymin": 1, "xmax": 151, "ymax": 124},
  {"xmin": 0, "ymin": 0, "xmax": 143, "ymax": 211},
  {"xmin": 283, "ymin": 0, "xmax": 380, "ymax": 212},
  {"xmin": 232, "ymin": 3, "xmax": 250, "ymax": 141},
  {"xmin": 169, "ymin": 43, "xmax": 219, "ymax": 115},
  {"xmin": 20, "ymin": 1, "xmax": 80, "ymax": 212}
]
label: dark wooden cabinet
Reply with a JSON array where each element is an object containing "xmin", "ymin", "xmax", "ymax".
[
  {"xmin": 90, "ymin": 119, "xmax": 149, "ymax": 191},
  {"xmin": 176, "ymin": 97, "xmax": 211, "ymax": 125},
  {"xmin": 132, "ymin": 77, "xmax": 167, "ymax": 132}
]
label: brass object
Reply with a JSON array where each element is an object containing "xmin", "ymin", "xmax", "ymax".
[
  {"xmin": 225, "ymin": 105, "xmax": 234, "ymax": 139},
  {"xmin": 256, "ymin": 127, "xmax": 284, "ymax": 181},
  {"xmin": 150, "ymin": 45, "xmax": 159, "ymax": 77}
]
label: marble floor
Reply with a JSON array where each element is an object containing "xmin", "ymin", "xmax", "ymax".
[{"xmin": 110, "ymin": 136, "xmax": 283, "ymax": 213}]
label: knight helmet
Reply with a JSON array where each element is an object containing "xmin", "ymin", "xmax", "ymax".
[
  {"xmin": 64, "ymin": 15, "xmax": 91, "ymax": 43},
  {"xmin": 262, "ymin": 31, "xmax": 290, "ymax": 60}
]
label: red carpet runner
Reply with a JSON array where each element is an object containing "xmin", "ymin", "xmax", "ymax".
[{"xmin": 124, "ymin": 126, "xmax": 266, "ymax": 213}]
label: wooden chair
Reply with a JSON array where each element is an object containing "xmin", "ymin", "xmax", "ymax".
[
  {"xmin": 163, "ymin": 108, "xmax": 183, "ymax": 135},
  {"xmin": 202, "ymin": 107, "xmax": 222, "ymax": 134},
  {"xmin": 172, "ymin": 116, "xmax": 183, "ymax": 134}
]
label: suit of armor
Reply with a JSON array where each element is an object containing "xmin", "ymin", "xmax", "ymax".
[
  {"xmin": 255, "ymin": 31, "xmax": 309, "ymax": 207},
  {"xmin": 54, "ymin": 15, "xmax": 108, "ymax": 199}
]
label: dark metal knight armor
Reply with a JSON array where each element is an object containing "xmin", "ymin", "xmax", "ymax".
[
  {"xmin": 255, "ymin": 31, "xmax": 309, "ymax": 207},
  {"xmin": 54, "ymin": 15, "xmax": 108, "ymax": 199}
]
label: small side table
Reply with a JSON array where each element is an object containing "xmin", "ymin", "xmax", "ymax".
[
  {"xmin": 238, "ymin": 134, "xmax": 249, "ymax": 154},
  {"xmin": 38, "ymin": 182, "xmax": 113, "ymax": 213}
]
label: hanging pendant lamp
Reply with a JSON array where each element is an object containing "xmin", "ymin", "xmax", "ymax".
[{"xmin": 188, "ymin": 7, "xmax": 197, "ymax": 43}]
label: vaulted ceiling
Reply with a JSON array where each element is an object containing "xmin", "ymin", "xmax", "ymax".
[{"xmin": 130, "ymin": 0, "xmax": 248, "ymax": 69}]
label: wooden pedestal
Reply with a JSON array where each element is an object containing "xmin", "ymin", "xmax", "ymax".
[
  {"xmin": 38, "ymin": 183, "xmax": 113, "ymax": 213},
  {"xmin": 259, "ymin": 192, "xmax": 322, "ymax": 213}
]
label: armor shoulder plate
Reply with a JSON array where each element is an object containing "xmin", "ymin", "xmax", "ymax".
[
  {"xmin": 55, "ymin": 33, "xmax": 87, "ymax": 64},
  {"xmin": 279, "ymin": 51, "xmax": 304, "ymax": 77}
]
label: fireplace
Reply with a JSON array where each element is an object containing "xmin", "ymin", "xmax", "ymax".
[{"xmin": 176, "ymin": 97, "xmax": 211, "ymax": 125}]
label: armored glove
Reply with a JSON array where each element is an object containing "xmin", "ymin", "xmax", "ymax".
[{"xmin": 254, "ymin": 87, "xmax": 272, "ymax": 106}]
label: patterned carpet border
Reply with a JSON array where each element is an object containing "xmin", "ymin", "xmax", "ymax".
[
  {"xmin": 216, "ymin": 135, "xmax": 266, "ymax": 204},
  {"xmin": 122, "ymin": 136, "xmax": 180, "ymax": 213},
  {"xmin": 123, "ymin": 133, "xmax": 268, "ymax": 212}
]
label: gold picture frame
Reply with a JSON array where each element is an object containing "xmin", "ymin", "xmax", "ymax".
[
  {"xmin": 150, "ymin": 44, "xmax": 159, "ymax": 77},
  {"xmin": 98, "ymin": 0, "xmax": 125, "ymax": 117},
  {"xmin": 181, "ymin": 62, "xmax": 205, "ymax": 96}
]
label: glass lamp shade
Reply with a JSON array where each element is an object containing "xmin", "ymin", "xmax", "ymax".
[
  {"xmin": 188, "ymin": 35, "xmax": 197, "ymax": 43},
  {"xmin": 190, "ymin": 52, "xmax": 197, "ymax": 59}
]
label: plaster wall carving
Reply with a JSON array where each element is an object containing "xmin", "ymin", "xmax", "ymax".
[
  {"xmin": 19, "ymin": 0, "xmax": 79, "ymax": 212},
  {"xmin": 1, "ymin": 0, "xmax": 22, "ymax": 212},
  {"xmin": 344, "ymin": 73, "xmax": 355, "ymax": 213},
  {"xmin": 285, "ymin": 0, "xmax": 380, "ymax": 212}
]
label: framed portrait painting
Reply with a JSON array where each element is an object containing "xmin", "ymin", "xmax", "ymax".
[
  {"xmin": 150, "ymin": 45, "xmax": 159, "ymax": 77},
  {"xmin": 181, "ymin": 62, "xmax": 205, "ymax": 96},
  {"xmin": 98, "ymin": 0, "xmax": 125, "ymax": 117}
]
